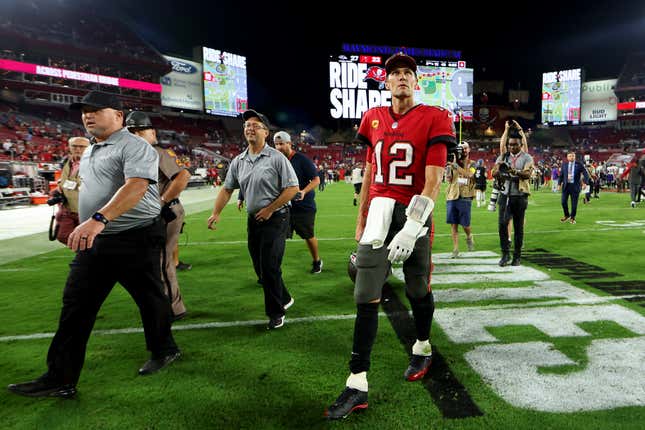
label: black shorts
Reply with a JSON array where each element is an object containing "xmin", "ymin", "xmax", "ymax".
[
  {"xmin": 475, "ymin": 182, "xmax": 487, "ymax": 191},
  {"xmin": 289, "ymin": 210, "xmax": 316, "ymax": 240},
  {"xmin": 353, "ymin": 183, "xmax": 362, "ymax": 194}
]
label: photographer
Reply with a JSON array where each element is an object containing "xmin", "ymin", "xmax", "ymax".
[
  {"xmin": 445, "ymin": 141, "xmax": 476, "ymax": 258},
  {"xmin": 51, "ymin": 137, "xmax": 89, "ymax": 244},
  {"xmin": 488, "ymin": 120, "xmax": 528, "ymax": 212},
  {"xmin": 491, "ymin": 132, "xmax": 534, "ymax": 266},
  {"xmin": 126, "ymin": 111, "xmax": 190, "ymax": 321}
]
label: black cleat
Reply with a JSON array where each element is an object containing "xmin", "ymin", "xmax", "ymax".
[
  {"xmin": 404, "ymin": 354, "xmax": 433, "ymax": 381},
  {"xmin": 325, "ymin": 387, "xmax": 368, "ymax": 420},
  {"xmin": 139, "ymin": 351, "xmax": 181, "ymax": 375},
  {"xmin": 8, "ymin": 378, "xmax": 77, "ymax": 399},
  {"xmin": 511, "ymin": 255, "xmax": 521, "ymax": 266},
  {"xmin": 499, "ymin": 252, "xmax": 511, "ymax": 267}
]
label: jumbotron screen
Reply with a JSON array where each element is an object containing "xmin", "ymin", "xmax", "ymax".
[
  {"xmin": 202, "ymin": 47, "xmax": 248, "ymax": 117},
  {"xmin": 329, "ymin": 54, "xmax": 473, "ymax": 120},
  {"xmin": 541, "ymin": 68, "xmax": 582, "ymax": 125}
]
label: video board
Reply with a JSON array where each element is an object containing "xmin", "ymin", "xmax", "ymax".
[
  {"xmin": 202, "ymin": 47, "xmax": 248, "ymax": 117},
  {"xmin": 329, "ymin": 54, "xmax": 473, "ymax": 120},
  {"xmin": 161, "ymin": 55, "xmax": 204, "ymax": 111},
  {"xmin": 581, "ymin": 79, "xmax": 617, "ymax": 123},
  {"xmin": 541, "ymin": 68, "xmax": 582, "ymax": 125}
]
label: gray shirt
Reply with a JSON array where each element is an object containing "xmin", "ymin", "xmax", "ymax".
[
  {"xmin": 496, "ymin": 151, "xmax": 533, "ymax": 196},
  {"xmin": 79, "ymin": 128, "xmax": 161, "ymax": 234},
  {"xmin": 224, "ymin": 143, "xmax": 298, "ymax": 215}
]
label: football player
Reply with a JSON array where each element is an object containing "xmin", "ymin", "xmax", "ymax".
[{"xmin": 325, "ymin": 52, "xmax": 456, "ymax": 420}]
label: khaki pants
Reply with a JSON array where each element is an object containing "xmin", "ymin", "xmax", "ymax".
[{"xmin": 162, "ymin": 203, "xmax": 186, "ymax": 316}]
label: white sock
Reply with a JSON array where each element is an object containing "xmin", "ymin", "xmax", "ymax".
[
  {"xmin": 412, "ymin": 339, "xmax": 432, "ymax": 356},
  {"xmin": 346, "ymin": 372, "xmax": 368, "ymax": 392}
]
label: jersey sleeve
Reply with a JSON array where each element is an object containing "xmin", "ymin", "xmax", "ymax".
[
  {"xmin": 427, "ymin": 108, "xmax": 457, "ymax": 151},
  {"xmin": 425, "ymin": 142, "xmax": 448, "ymax": 167}
]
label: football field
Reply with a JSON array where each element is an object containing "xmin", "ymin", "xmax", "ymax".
[{"xmin": 1, "ymin": 182, "xmax": 644, "ymax": 429}]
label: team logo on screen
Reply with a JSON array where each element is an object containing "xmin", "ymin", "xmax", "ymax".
[{"xmin": 364, "ymin": 67, "xmax": 386, "ymax": 89}]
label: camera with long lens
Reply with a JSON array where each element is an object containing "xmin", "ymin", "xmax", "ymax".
[
  {"xmin": 47, "ymin": 190, "xmax": 67, "ymax": 206},
  {"xmin": 487, "ymin": 163, "xmax": 514, "ymax": 212}
]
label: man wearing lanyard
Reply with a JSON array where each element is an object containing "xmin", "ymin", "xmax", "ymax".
[
  {"xmin": 492, "ymin": 132, "xmax": 534, "ymax": 267},
  {"xmin": 558, "ymin": 151, "xmax": 589, "ymax": 224},
  {"xmin": 207, "ymin": 110, "xmax": 299, "ymax": 330}
]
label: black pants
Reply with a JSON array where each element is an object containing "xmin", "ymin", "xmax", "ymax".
[
  {"xmin": 498, "ymin": 194, "xmax": 527, "ymax": 257},
  {"xmin": 46, "ymin": 219, "xmax": 178, "ymax": 385},
  {"xmin": 561, "ymin": 185, "xmax": 580, "ymax": 218},
  {"xmin": 247, "ymin": 208, "xmax": 291, "ymax": 319}
]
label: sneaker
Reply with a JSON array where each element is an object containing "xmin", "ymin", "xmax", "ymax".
[
  {"xmin": 631, "ymin": 201, "xmax": 636, "ymax": 208},
  {"xmin": 570, "ymin": 218, "xmax": 576, "ymax": 224},
  {"xmin": 8, "ymin": 377, "xmax": 76, "ymax": 399},
  {"xmin": 283, "ymin": 297, "xmax": 294, "ymax": 310},
  {"xmin": 325, "ymin": 387, "xmax": 368, "ymax": 420},
  {"xmin": 466, "ymin": 236, "xmax": 475, "ymax": 252},
  {"xmin": 451, "ymin": 249, "xmax": 459, "ymax": 258},
  {"xmin": 560, "ymin": 216, "xmax": 570, "ymax": 223},
  {"xmin": 311, "ymin": 260, "xmax": 323, "ymax": 274},
  {"xmin": 176, "ymin": 261, "xmax": 192, "ymax": 271},
  {"xmin": 404, "ymin": 354, "xmax": 433, "ymax": 381},
  {"xmin": 267, "ymin": 315, "xmax": 284, "ymax": 330}
]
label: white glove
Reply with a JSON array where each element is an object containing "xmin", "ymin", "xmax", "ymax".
[{"xmin": 387, "ymin": 195, "xmax": 434, "ymax": 263}]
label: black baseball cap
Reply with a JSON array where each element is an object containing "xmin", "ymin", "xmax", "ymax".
[
  {"xmin": 384, "ymin": 52, "xmax": 417, "ymax": 75},
  {"xmin": 69, "ymin": 91, "xmax": 123, "ymax": 111},
  {"xmin": 242, "ymin": 109, "xmax": 270, "ymax": 128}
]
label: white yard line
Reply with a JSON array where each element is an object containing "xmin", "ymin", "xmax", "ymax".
[{"xmin": 2, "ymin": 294, "xmax": 644, "ymax": 343}]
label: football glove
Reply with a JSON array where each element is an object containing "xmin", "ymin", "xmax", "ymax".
[{"xmin": 387, "ymin": 195, "xmax": 434, "ymax": 263}]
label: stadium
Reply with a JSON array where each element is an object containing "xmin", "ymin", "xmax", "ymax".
[{"xmin": 0, "ymin": 1, "xmax": 644, "ymax": 428}]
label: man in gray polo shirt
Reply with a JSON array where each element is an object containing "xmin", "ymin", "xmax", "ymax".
[
  {"xmin": 207, "ymin": 109, "xmax": 299, "ymax": 330},
  {"xmin": 8, "ymin": 91, "xmax": 180, "ymax": 399},
  {"xmin": 492, "ymin": 132, "xmax": 534, "ymax": 267}
]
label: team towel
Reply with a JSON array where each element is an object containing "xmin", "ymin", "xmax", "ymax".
[{"xmin": 359, "ymin": 197, "xmax": 396, "ymax": 249}]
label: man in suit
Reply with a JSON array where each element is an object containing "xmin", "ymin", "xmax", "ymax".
[{"xmin": 558, "ymin": 151, "xmax": 590, "ymax": 224}]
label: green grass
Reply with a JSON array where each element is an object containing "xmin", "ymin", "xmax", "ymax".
[{"xmin": 1, "ymin": 182, "xmax": 644, "ymax": 429}]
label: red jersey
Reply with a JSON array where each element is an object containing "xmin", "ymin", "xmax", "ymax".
[{"xmin": 356, "ymin": 104, "xmax": 456, "ymax": 206}]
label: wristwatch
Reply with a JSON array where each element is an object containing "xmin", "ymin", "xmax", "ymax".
[{"xmin": 92, "ymin": 212, "xmax": 109, "ymax": 225}]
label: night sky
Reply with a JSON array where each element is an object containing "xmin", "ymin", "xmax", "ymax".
[{"xmin": 107, "ymin": 1, "xmax": 644, "ymax": 129}]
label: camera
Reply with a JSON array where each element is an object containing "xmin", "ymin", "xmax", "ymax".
[
  {"xmin": 487, "ymin": 187, "xmax": 500, "ymax": 211},
  {"xmin": 47, "ymin": 190, "xmax": 67, "ymax": 206},
  {"xmin": 448, "ymin": 144, "xmax": 466, "ymax": 163},
  {"xmin": 487, "ymin": 163, "xmax": 514, "ymax": 212}
]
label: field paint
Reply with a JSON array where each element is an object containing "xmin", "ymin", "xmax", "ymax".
[
  {"xmin": 0, "ymin": 313, "xmax": 362, "ymax": 343},
  {"xmin": 435, "ymin": 303, "xmax": 645, "ymax": 344},
  {"xmin": 466, "ymin": 338, "xmax": 645, "ymax": 412},
  {"xmin": 3, "ymin": 294, "xmax": 645, "ymax": 344},
  {"xmin": 433, "ymin": 280, "xmax": 599, "ymax": 303}
]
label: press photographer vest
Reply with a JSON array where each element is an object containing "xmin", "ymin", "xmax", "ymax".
[
  {"xmin": 446, "ymin": 160, "xmax": 476, "ymax": 200},
  {"xmin": 58, "ymin": 159, "xmax": 82, "ymax": 213}
]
